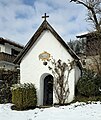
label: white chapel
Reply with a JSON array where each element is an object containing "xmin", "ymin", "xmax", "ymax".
[{"xmin": 15, "ymin": 14, "xmax": 81, "ymax": 106}]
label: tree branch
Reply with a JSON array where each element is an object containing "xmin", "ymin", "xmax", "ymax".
[{"xmin": 70, "ymin": 0, "xmax": 100, "ymax": 30}]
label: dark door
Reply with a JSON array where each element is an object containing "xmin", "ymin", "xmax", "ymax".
[{"xmin": 43, "ymin": 75, "xmax": 53, "ymax": 106}]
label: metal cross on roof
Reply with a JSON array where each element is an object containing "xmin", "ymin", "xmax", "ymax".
[{"xmin": 42, "ymin": 13, "xmax": 49, "ymax": 21}]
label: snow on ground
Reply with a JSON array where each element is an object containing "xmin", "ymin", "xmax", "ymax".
[{"xmin": 0, "ymin": 102, "xmax": 101, "ymax": 120}]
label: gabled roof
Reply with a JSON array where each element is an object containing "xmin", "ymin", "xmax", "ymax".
[
  {"xmin": 0, "ymin": 37, "xmax": 24, "ymax": 49},
  {"xmin": 14, "ymin": 20, "xmax": 80, "ymax": 64},
  {"xmin": 76, "ymin": 31, "xmax": 101, "ymax": 38}
]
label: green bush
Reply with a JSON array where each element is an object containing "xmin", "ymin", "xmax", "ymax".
[
  {"xmin": 11, "ymin": 83, "xmax": 37, "ymax": 110},
  {"xmin": 76, "ymin": 69, "xmax": 101, "ymax": 97},
  {"xmin": 73, "ymin": 95, "xmax": 101, "ymax": 103}
]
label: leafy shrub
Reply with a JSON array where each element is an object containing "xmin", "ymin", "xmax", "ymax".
[
  {"xmin": 11, "ymin": 83, "xmax": 37, "ymax": 110},
  {"xmin": 76, "ymin": 69, "xmax": 101, "ymax": 97}
]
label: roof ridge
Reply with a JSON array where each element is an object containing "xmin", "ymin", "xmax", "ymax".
[
  {"xmin": 0, "ymin": 37, "xmax": 24, "ymax": 48},
  {"xmin": 14, "ymin": 20, "xmax": 80, "ymax": 64}
]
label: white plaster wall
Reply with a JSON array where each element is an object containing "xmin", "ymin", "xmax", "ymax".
[
  {"xmin": 20, "ymin": 30, "xmax": 80, "ymax": 105},
  {"xmin": 0, "ymin": 43, "xmax": 22, "ymax": 55},
  {"xmin": 75, "ymin": 66, "xmax": 81, "ymax": 84},
  {"xmin": 5, "ymin": 43, "xmax": 11, "ymax": 54},
  {"xmin": 53, "ymin": 68, "xmax": 75, "ymax": 104},
  {"xmin": 0, "ymin": 44, "xmax": 5, "ymax": 53},
  {"xmin": 67, "ymin": 69, "xmax": 75, "ymax": 103}
]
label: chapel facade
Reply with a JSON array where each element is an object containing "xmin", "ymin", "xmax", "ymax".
[{"xmin": 15, "ymin": 16, "xmax": 81, "ymax": 106}]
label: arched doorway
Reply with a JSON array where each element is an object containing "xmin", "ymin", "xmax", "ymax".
[{"xmin": 43, "ymin": 75, "xmax": 53, "ymax": 106}]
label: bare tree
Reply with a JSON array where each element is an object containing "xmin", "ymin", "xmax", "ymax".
[
  {"xmin": 70, "ymin": 0, "xmax": 101, "ymax": 31},
  {"xmin": 48, "ymin": 58, "xmax": 75, "ymax": 105},
  {"xmin": 70, "ymin": 0, "xmax": 101, "ymax": 74}
]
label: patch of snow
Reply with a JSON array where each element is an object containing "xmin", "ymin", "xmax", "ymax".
[{"xmin": 0, "ymin": 102, "xmax": 101, "ymax": 120}]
